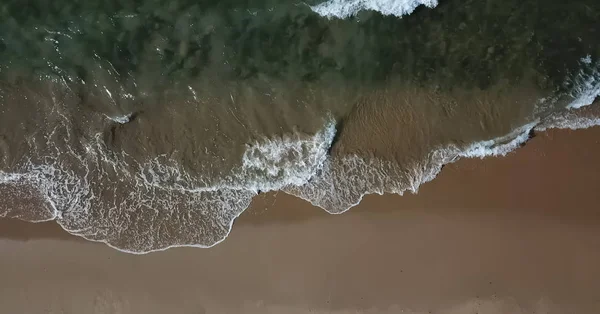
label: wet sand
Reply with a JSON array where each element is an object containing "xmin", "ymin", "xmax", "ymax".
[{"xmin": 2, "ymin": 127, "xmax": 600, "ymax": 313}]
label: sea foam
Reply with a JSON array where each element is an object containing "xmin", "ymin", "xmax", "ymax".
[
  {"xmin": 538, "ymin": 57, "xmax": 600, "ymax": 130},
  {"xmin": 2, "ymin": 59, "xmax": 600, "ymax": 253},
  {"xmin": 458, "ymin": 122, "xmax": 537, "ymax": 159},
  {"xmin": 240, "ymin": 120, "xmax": 336, "ymax": 191},
  {"xmin": 310, "ymin": 0, "xmax": 438, "ymax": 19},
  {"xmin": 0, "ymin": 116, "xmax": 336, "ymax": 253},
  {"xmin": 284, "ymin": 121, "xmax": 538, "ymax": 214},
  {"xmin": 536, "ymin": 114, "xmax": 600, "ymax": 131},
  {"xmin": 567, "ymin": 56, "xmax": 600, "ymax": 109},
  {"xmin": 285, "ymin": 58, "xmax": 600, "ymax": 214}
]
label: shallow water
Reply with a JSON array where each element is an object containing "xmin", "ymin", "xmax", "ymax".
[{"xmin": 0, "ymin": 0, "xmax": 599, "ymax": 253}]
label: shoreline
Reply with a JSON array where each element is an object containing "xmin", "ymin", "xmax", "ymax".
[
  {"xmin": 3, "ymin": 125, "xmax": 600, "ymax": 241},
  {"xmin": 1, "ymin": 126, "xmax": 600, "ymax": 313}
]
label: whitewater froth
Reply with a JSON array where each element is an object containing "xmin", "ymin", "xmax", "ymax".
[
  {"xmin": 0, "ymin": 113, "xmax": 338, "ymax": 253},
  {"xmin": 287, "ymin": 58, "xmax": 600, "ymax": 216},
  {"xmin": 289, "ymin": 59, "xmax": 600, "ymax": 215},
  {"xmin": 310, "ymin": 0, "xmax": 438, "ymax": 19},
  {"xmin": 1, "ymin": 112, "xmax": 598, "ymax": 253},
  {"xmin": 241, "ymin": 120, "xmax": 336, "ymax": 191},
  {"xmin": 3, "ymin": 94, "xmax": 599, "ymax": 253},
  {"xmin": 284, "ymin": 120, "xmax": 539, "ymax": 214},
  {"xmin": 536, "ymin": 57, "xmax": 600, "ymax": 131},
  {"xmin": 567, "ymin": 57, "xmax": 600, "ymax": 109}
]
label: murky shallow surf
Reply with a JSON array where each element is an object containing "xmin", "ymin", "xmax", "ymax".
[{"xmin": 0, "ymin": 0, "xmax": 599, "ymax": 253}]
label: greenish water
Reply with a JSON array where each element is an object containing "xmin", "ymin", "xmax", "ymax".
[{"xmin": 1, "ymin": 0, "xmax": 597, "ymax": 88}]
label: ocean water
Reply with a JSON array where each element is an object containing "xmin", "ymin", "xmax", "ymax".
[{"xmin": 0, "ymin": 0, "xmax": 599, "ymax": 253}]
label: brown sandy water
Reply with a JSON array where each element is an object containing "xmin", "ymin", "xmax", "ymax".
[{"xmin": 0, "ymin": 74, "xmax": 598, "ymax": 252}]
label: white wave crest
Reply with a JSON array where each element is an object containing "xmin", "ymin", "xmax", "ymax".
[
  {"xmin": 536, "ymin": 113, "xmax": 600, "ymax": 132},
  {"xmin": 288, "ymin": 57, "xmax": 600, "ymax": 215},
  {"xmin": 285, "ymin": 121, "xmax": 538, "ymax": 214},
  {"xmin": 458, "ymin": 122, "xmax": 537, "ymax": 158},
  {"xmin": 310, "ymin": 0, "xmax": 438, "ymax": 19},
  {"xmin": 0, "ymin": 117, "xmax": 337, "ymax": 253},
  {"xmin": 536, "ymin": 56, "xmax": 600, "ymax": 131},
  {"xmin": 106, "ymin": 113, "xmax": 134, "ymax": 124},
  {"xmin": 241, "ymin": 120, "xmax": 336, "ymax": 191},
  {"xmin": 567, "ymin": 56, "xmax": 600, "ymax": 109}
]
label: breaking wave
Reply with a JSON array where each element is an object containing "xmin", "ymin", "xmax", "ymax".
[
  {"xmin": 2, "ymin": 85, "xmax": 598, "ymax": 254},
  {"xmin": 310, "ymin": 0, "xmax": 438, "ymax": 19}
]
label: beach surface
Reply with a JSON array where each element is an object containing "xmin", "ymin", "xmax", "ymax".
[{"xmin": 1, "ymin": 126, "xmax": 600, "ymax": 314}]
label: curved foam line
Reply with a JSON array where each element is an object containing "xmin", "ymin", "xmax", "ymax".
[{"xmin": 2, "ymin": 60, "xmax": 600, "ymax": 254}]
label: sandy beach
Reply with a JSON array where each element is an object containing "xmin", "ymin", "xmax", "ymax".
[
  {"xmin": 1, "ymin": 126, "xmax": 600, "ymax": 314},
  {"xmin": 1, "ymin": 1, "xmax": 599, "ymax": 312}
]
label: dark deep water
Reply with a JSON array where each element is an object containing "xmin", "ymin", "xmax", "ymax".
[{"xmin": 0, "ymin": 0, "xmax": 599, "ymax": 252}]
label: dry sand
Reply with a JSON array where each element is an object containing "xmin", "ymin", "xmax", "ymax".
[{"xmin": 1, "ymin": 127, "xmax": 600, "ymax": 314}]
